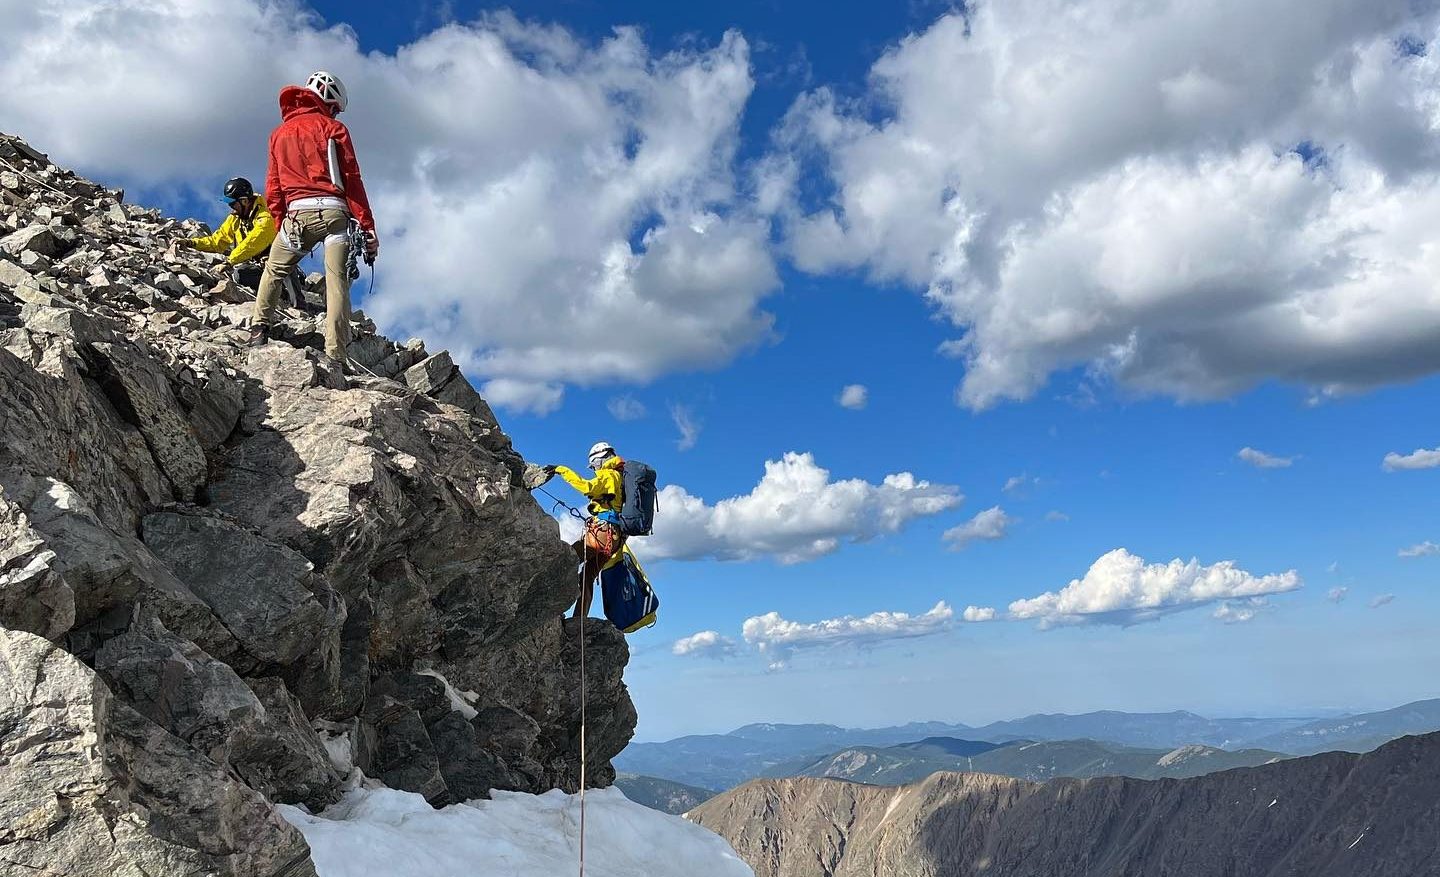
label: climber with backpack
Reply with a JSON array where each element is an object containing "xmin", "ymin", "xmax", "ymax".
[
  {"xmin": 248, "ymin": 70, "xmax": 378, "ymax": 369},
  {"xmin": 177, "ymin": 177, "xmax": 304, "ymax": 305},
  {"xmin": 538, "ymin": 441, "xmax": 658, "ymax": 629}
]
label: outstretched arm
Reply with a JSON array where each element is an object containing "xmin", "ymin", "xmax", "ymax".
[
  {"xmin": 553, "ymin": 465, "xmax": 598, "ymax": 496},
  {"xmin": 190, "ymin": 216, "xmax": 234, "ymax": 254}
]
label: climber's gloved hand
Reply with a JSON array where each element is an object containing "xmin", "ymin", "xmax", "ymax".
[
  {"xmin": 174, "ymin": 238, "xmax": 194, "ymax": 250},
  {"xmin": 364, "ymin": 230, "xmax": 379, "ymax": 264},
  {"xmin": 521, "ymin": 463, "xmax": 556, "ymax": 491}
]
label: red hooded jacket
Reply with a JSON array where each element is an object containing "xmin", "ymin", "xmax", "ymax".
[{"xmin": 264, "ymin": 86, "xmax": 375, "ymax": 234}]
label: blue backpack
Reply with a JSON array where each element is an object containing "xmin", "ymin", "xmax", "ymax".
[
  {"xmin": 617, "ymin": 460, "xmax": 657, "ymax": 536},
  {"xmin": 600, "ymin": 549, "xmax": 659, "ymax": 633}
]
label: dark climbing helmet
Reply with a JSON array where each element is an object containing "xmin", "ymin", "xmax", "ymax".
[{"xmin": 223, "ymin": 177, "xmax": 255, "ymax": 203}]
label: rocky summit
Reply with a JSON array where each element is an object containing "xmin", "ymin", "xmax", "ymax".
[
  {"xmin": 689, "ymin": 730, "xmax": 1440, "ymax": 877},
  {"xmin": 0, "ymin": 132, "xmax": 636, "ymax": 877}
]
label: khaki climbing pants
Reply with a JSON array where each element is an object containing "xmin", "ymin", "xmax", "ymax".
[{"xmin": 253, "ymin": 207, "xmax": 352, "ymax": 361}]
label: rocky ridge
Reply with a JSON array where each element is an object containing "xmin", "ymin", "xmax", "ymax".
[
  {"xmin": 0, "ymin": 132, "xmax": 636, "ymax": 876},
  {"xmin": 689, "ymin": 730, "xmax": 1440, "ymax": 877}
]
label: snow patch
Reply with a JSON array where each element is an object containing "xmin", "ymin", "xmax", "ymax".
[
  {"xmin": 280, "ymin": 785, "xmax": 754, "ymax": 877},
  {"xmin": 417, "ymin": 668, "xmax": 480, "ymax": 720},
  {"xmin": 314, "ymin": 720, "xmax": 356, "ymax": 775}
]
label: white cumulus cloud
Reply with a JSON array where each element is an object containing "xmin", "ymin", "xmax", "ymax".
[
  {"xmin": 1383, "ymin": 446, "xmax": 1440, "ymax": 471},
  {"xmin": 741, "ymin": 601, "xmax": 954, "ymax": 669},
  {"xmin": 838, "ymin": 384, "xmax": 868, "ymax": 409},
  {"xmin": 1238, "ymin": 447, "xmax": 1295, "ymax": 469},
  {"xmin": 1002, "ymin": 475, "xmax": 1037, "ymax": 494},
  {"xmin": 962, "ymin": 605, "xmax": 997, "ymax": 622},
  {"xmin": 1007, "ymin": 548, "xmax": 1302, "ymax": 628},
  {"xmin": 1399, "ymin": 540, "xmax": 1439, "ymax": 558},
  {"xmin": 638, "ymin": 452, "xmax": 962, "ymax": 563},
  {"xmin": 1212, "ymin": 597, "xmax": 1270, "ymax": 624},
  {"xmin": 0, "ymin": 2, "xmax": 779, "ymax": 410},
  {"xmin": 943, "ymin": 506, "xmax": 1013, "ymax": 550},
  {"xmin": 765, "ymin": 0, "xmax": 1440, "ymax": 408},
  {"xmin": 670, "ymin": 404, "xmax": 702, "ymax": 452},
  {"xmin": 607, "ymin": 395, "xmax": 647, "ymax": 421},
  {"xmin": 671, "ymin": 630, "xmax": 739, "ymax": 659},
  {"xmin": 1327, "ymin": 586, "xmax": 1349, "ymax": 603}
]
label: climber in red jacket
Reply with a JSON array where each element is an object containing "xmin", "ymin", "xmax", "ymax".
[{"xmin": 249, "ymin": 71, "xmax": 378, "ymax": 367}]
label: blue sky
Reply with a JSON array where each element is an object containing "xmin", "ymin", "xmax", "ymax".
[{"xmin": 4, "ymin": 0, "xmax": 1438, "ymax": 741}]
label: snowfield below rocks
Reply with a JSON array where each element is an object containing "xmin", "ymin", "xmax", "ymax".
[{"xmin": 280, "ymin": 786, "xmax": 754, "ymax": 877}]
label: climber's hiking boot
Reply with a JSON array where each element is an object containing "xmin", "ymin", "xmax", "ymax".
[{"xmin": 246, "ymin": 324, "xmax": 270, "ymax": 347}]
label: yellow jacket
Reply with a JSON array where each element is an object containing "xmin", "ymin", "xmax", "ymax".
[
  {"xmin": 191, "ymin": 196, "xmax": 277, "ymax": 265},
  {"xmin": 554, "ymin": 456, "xmax": 625, "ymax": 515}
]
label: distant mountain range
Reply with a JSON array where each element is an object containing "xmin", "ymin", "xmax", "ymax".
[
  {"xmin": 613, "ymin": 773, "xmax": 717, "ymax": 815},
  {"xmin": 615, "ymin": 699, "xmax": 1440, "ymax": 792},
  {"xmin": 689, "ymin": 731, "xmax": 1440, "ymax": 877},
  {"xmin": 963, "ymin": 710, "xmax": 1314, "ymax": 749},
  {"xmin": 1248, "ymin": 699, "xmax": 1440, "ymax": 755},
  {"xmin": 615, "ymin": 722, "xmax": 974, "ymax": 790},
  {"xmin": 773, "ymin": 737, "xmax": 1287, "ymax": 785}
]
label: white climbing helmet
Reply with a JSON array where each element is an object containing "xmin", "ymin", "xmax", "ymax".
[
  {"xmin": 588, "ymin": 441, "xmax": 616, "ymax": 469},
  {"xmin": 305, "ymin": 70, "xmax": 348, "ymax": 113}
]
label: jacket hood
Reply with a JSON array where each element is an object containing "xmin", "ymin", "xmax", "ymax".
[
  {"xmin": 279, "ymin": 85, "xmax": 332, "ymax": 120},
  {"xmin": 598, "ymin": 456, "xmax": 624, "ymax": 471}
]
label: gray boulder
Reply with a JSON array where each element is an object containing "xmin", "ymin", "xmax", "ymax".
[
  {"xmin": 0, "ymin": 626, "xmax": 317, "ymax": 877},
  {"xmin": 96, "ymin": 620, "xmax": 341, "ymax": 808},
  {"xmin": 0, "ymin": 487, "xmax": 74, "ymax": 639},
  {"xmin": 0, "ymin": 224, "xmax": 67, "ymax": 257},
  {"xmin": 141, "ymin": 511, "xmax": 338, "ymax": 668},
  {"xmin": 86, "ymin": 340, "xmax": 208, "ymax": 500},
  {"xmin": 141, "ymin": 511, "xmax": 344, "ymax": 715},
  {"xmin": 359, "ymin": 695, "xmax": 449, "ymax": 804}
]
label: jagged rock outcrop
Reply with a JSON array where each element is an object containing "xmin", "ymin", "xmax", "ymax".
[
  {"xmin": 0, "ymin": 132, "xmax": 636, "ymax": 876},
  {"xmin": 689, "ymin": 730, "xmax": 1440, "ymax": 877}
]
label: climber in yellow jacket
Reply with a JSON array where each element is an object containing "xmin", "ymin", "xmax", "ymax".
[
  {"xmin": 544, "ymin": 442, "xmax": 627, "ymax": 618},
  {"xmin": 179, "ymin": 177, "xmax": 305, "ymax": 304},
  {"xmin": 181, "ymin": 178, "xmax": 275, "ymax": 274}
]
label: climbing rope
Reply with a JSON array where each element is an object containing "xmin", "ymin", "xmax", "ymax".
[
  {"xmin": 531, "ymin": 481, "xmax": 591, "ymax": 874},
  {"xmin": 530, "ymin": 479, "xmax": 591, "ymax": 874},
  {"xmin": 534, "ymin": 485, "xmax": 585, "ymax": 521},
  {"xmin": 0, "ymin": 156, "xmax": 76, "ymax": 200},
  {"xmin": 578, "ymin": 546, "xmax": 588, "ymax": 877}
]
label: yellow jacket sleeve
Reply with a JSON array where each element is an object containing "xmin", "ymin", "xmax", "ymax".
[
  {"xmin": 227, "ymin": 198, "xmax": 277, "ymax": 264},
  {"xmin": 191, "ymin": 215, "xmax": 238, "ymax": 255},
  {"xmin": 554, "ymin": 465, "xmax": 623, "ymax": 510},
  {"xmin": 554, "ymin": 465, "xmax": 601, "ymax": 498}
]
